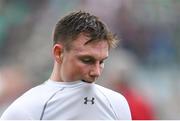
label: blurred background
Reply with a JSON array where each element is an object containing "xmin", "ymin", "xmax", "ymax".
[{"xmin": 0, "ymin": 0, "xmax": 180, "ymax": 119}]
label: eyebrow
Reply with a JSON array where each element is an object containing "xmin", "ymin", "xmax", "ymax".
[
  {"xmin": 78, "ymin": 55, "xmax": 108, "ymax": 61},
  {"xmin": 101, "ymin": 56, "xmax": 108, "ymax": 61}
]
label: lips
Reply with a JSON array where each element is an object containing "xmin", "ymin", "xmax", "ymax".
[{"xmin": 81, "ymin": 79, "xmax": 95, "ymax": 83}]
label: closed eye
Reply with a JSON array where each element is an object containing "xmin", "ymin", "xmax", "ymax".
[
  {"xmin": 80, "ymin": 57, "xmax": 95, "ymax": 64},
  {"xmin": 78, "ymin": 56, "xmax": 108, "ymax": 65},
  {"xmin": 100, "ymin": 60, "xmax": 104, "ymax": 65},
  {"xmin": 100, "ymin": 57, "xmax": 108, "ymax": 65}
]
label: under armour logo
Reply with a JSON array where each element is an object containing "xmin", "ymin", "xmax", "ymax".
[{"xmin": 84, "ymin": 97, "xmax": 95, "ymax": 104}]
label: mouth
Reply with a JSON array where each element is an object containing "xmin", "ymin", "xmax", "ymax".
[{"xmin": 81, "ymin": 79, "xmax": 94, "ymax": 83}]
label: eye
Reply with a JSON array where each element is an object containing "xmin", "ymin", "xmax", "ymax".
[
  {"xmin": 99, "ymin": 60, "xmax": 105, "ymax": 67},
  {"xmin": 100, "ymin": 60, "xmax": 104, "ymax": 65},
  {"xmin": 81, "ymin": 58, "xmax": 95, "ymax": 64}
]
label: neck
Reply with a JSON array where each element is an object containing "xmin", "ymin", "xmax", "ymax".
[{"xmin": 50, "ymin": 62, "xmax": 62, "ymax": 82}]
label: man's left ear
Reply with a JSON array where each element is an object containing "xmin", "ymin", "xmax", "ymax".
[{"xmin": 52, "ymin": 44, "xmax": 64, "ymax": 63}]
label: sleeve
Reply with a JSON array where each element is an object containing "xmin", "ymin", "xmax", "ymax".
[
  {"xmin": 111, "ymin": 94, "xmax": 132, "ymax": 120},
  {"xmin": 98, "ymin": 86, "xmax": 132, "ymax": 120},
  {"xmin": 101, "ymin": 86, "xmax": 132, "ymax": 120}
]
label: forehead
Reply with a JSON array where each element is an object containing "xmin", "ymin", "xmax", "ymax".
[{"xmin": 70, "ymin": 34, "xmax": 109, "ymax": 58}]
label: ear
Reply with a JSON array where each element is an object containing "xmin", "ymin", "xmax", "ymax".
[{"xmin": 52, "ymin": 44, "xmax": 64, "ymax": 63}]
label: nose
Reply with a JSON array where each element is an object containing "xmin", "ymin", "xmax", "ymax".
[{"xmin": 89, "ymin": 64, "xmax": 101, "ymax": 78}]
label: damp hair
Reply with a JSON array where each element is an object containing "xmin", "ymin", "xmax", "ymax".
[{"xmin": 53, "ymin": 11, "xmax": 119, "ymax": 50}]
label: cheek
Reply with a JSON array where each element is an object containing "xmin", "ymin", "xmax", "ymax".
[
  {"xmin": 63, "ymin": 59, "xmax": 89, "ymax": 81},
  {"xmin": 71, "ymin": 61, "xmax": 88, "ymax": 75}
]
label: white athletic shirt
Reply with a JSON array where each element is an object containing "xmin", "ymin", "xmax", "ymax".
[{"xmin": 1, "ymin": 79, "xmax": 131, "ymax": 120}]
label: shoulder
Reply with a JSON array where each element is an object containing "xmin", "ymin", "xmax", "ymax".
[
  {"xmin": 95, "ymin": 84, "xmax": 125, "ymax": 100},
  {"xmin": 95, "ymin": 84, "xmax": 132, "ymax": 120},
  {"xmin": 1, "ymin": 82, "xmax": 58, "ymax": 119}
]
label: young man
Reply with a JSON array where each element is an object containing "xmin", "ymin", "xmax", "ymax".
[{"xmin": 1, "ymin": 11, "xmax": 131, "ymax": 120}]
